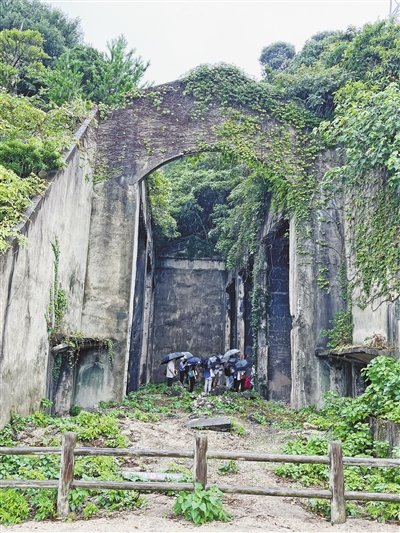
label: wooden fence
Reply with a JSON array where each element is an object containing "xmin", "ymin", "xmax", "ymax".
[{"xmin": 1, "ymin": 432, "xmax": 399, "ymax": 525}]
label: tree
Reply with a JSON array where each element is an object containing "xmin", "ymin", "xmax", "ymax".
[
  {"xmin": 0, "ymin": 28, "xmax": 48, "ymax": 94},
  {"xmin": 42, "ymin": 48, "xmax": 83, "ymax": 105},
  {"xmin": 0, "ymin": 0, "xmax": 83, "ymax": 59},
  {"xmin": 259, "ymin": 41, "xmax": 295, "ymax": 71},
  {"xmin": 42, "ymin": 37, "xmax": 150, "ymax": 106},
  {"xmin": 92, "ymin": 34, "xmax": 149, "ymax": 105}
]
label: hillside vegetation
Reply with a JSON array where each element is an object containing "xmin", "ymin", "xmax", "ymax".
[{"xmin": 0, "ymin": 0, "xmax": 149, "ymax": 252}]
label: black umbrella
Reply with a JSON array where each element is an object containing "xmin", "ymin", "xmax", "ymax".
[
  {"xmin": 234, "ymin": 359, "xmax": 251, "ymax": 372},
  {"xmin": 160, "ymin": 352, "xmax": 185, "ymax": 364}
]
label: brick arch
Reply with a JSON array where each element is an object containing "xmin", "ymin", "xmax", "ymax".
[
  {"xmin": 80, "ymin": 80, "xmax": 344, "ymax": 408},
  {"xmin": 95, "ymin": 80, "xmax": 271, "ymax": 185},
  {"xmin": 81, "ymin": 80, "xmax": 275, "ymax": 401}
]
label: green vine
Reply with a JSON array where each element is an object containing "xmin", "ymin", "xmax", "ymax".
[
  {"xmin": 320, "ymin": 308, "xmax": 353, "ymax": 351},
  {"xmin": 45, "ymin": 236, "xmax": 68, "ymax": 339},
  {"xmin": 52, "ymin": 333, "xmax": 114, "ymax": 383}
]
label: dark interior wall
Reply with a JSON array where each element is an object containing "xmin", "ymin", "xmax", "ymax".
[
  {"xmin": 226, "ymin": 281, "xmax": 236, "ymax": 349},
  {"xmin": 243, "ymin": 273, "xmax": 253, "ymax": 359},
  {"xmin": 266, "ymin": 222, "xmax": 292, "ymax": 402},
  {"xmin": 127, "ymin": 211, "xmax": 148, "ymax": 393},
  {"xmin": 151, "ymin": 259, "xmax": 226, "ymax": 383}
]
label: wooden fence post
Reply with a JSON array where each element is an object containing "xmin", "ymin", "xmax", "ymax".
[
  {"xmin": 329, "ymin": 440, "xmax": 346, "ymax": 525},
  {"xmin": 57, "ymin": 432, "xmax": 76, "ymax": 518},
  {"xmin": 194, "ymin": 434, "xmax": 208, "ymax": 489}
]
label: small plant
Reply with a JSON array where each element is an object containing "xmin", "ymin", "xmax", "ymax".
[
  {"xmin": 94, "ymin": 490, "xmax": 145, "ymax": 511},
  {"xmin": 218, "ymin": 460, "xmax": 239, "ymax": 475},
  {"xmin": 230, "ymin": 417, "xmax": 246, "ymax": 436},
  {"xmin": 67, "ymin": 488, "xmax": 89, "ymax": 512},
  {"xmin": 69, "ymin": 404, "xmax": 82, "ymax": 417},
  {"xmin": 252, "ymin": 412, "xmax": 267, "ymax": 425},
  {"xmin": 173, "ymin": 483, "xmax": 231, "ymax": 525},
  {"xmin": 40, "ymin": 398, "xmax": 53, "ymax": 411},
  {"xmin": 27, "ymin": 489, "xmax": 57, "ymax": 521},
  {"xmin": 83, "ymin": 502, "xmax": 98, "ymax": 519}
]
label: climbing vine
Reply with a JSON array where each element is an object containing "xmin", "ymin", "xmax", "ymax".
[
  {"xmin": 180, "ymin": 65, "xmax": 322, "ymax": 271},
  {"xmin": 45, "ymin": 237, "xmax": 114, "ymax": 382},
  {"xmin": 319, "ymin": 82, "xmax": 400, "ymax": 307},
  {"xmin": 45, "ymin": 236, "xmax": 68, "ymax": 339}
]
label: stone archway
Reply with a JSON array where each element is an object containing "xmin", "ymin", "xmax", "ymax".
[{"xmin": 78, "ymin": 80, "xmax": 345, "ymax": 408}]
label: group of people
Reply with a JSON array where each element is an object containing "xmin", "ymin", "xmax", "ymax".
[{"xmin": 166, "ymin": 355, "xmax": 254, "ymax": 394}]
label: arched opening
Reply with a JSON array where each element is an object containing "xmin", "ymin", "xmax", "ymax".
[{"xmin": 125, "ymin": 153, "xmax": 292, "ymax": 400}]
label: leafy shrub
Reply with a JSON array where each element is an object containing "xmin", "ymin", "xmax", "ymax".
[
  {"xmin": 274, "ymin": 356, "xmax": 400, "ymax": 522},
  {"xmin": 0, "ymin": 489, "xmax": 29, "ymax": 525},
  {"xmin": 27, "ymin": 489, "xmax": 57, "ymax": 520},
  {"xmin": 174, "ymin": 483, "xmax": 231, "ymax": 525},
  {"xmin": 83, "ymin": 502, "xmax": 98, "ymax": 519},
  {"xmin": 94, "ymin": 489, "xmax": 145, "ymax": 511},
  {"xmin": 320, "ymin": 309, "xmax": 353, "ymax": 350},
  {"xmin": 0, "ymin": 165, "xmax": 46, "ymax": 252}
]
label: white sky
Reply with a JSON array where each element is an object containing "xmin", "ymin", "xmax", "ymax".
[{"xmin": 47, "ymin": 1, "xmax": 392, "ymax": 86}]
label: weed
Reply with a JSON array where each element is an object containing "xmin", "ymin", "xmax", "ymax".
[
  {"xmin": 83, "ymin": 502, "xmax": 98, "ymax": 519},
  {"xmin": 218, "ymin": 460, "xmax": 239, "ymax": 475},
  {"xmin": 95, "ymin": 489, "xmax": 145, "ymax": 511},
  {"xmin": 174, "ymin": 483, "xmax": 231, "ymax": 525},
  {"xmin": 230, "ymin": 418, "xmax": 246, "ymax": 436}
]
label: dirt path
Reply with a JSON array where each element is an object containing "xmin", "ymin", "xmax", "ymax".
[{"xmin": 3, "ymin": 407, "xmax": 400, "ymax": 533}]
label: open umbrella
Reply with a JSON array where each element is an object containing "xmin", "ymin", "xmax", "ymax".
[
  {"xmin": 181, "ymin": 352, "xmax": 194, "ymax": 360},
  {"xmin": 224, "ymin": 348, "xmax": 240, "ymax": 357},
  {"xmin": 186, "ymin": 357, "xmax": 202, "ymax": 365},
  {"xmin": 160, "ymin": 352, "xmax": 185, "ymax": 364},
  {"xmin": 221, "ymin": 349, "xmax": 240, "ymax": 362},
  {"xmin": 234, "ymin": 359, "xmax": 251, "ymax": 372},
  {"xmin": 207, "ymin": 355, "xmax": 221, "ymax": 368}
]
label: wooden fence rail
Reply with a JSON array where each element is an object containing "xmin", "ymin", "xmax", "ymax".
[{"xmin": 1, "ymin": 432, "xmax": 399, "ymax": 525}]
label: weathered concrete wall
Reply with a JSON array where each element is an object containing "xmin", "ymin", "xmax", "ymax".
[
  {"xmin": 80, "ymin": 177, "xmax": 155, "ymax": 403},
  {"xmin": 150, "ymin": 259, "xmax": 226, "ymax": 383},
  {"xmin": 289, "ymin": 149, "xmax": 348, "ymax": 409},
  {"xmin": 0, "ymin": 116, "xmax": 97, "ymax": 428},
  {"xmin": 353, "ymin": 300, "xmax": 400, "ymax": 354}
]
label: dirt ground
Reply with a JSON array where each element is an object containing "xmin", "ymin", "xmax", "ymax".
[{"xmin": 3, "ymin": 401, "xmax": 400, "ymax": 533}]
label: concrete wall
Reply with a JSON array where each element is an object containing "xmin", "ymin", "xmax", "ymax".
[
  {"xmin": 0, "ymin": 116, "xmax": 97, "ymax": 428},
  {"xmin": 150, "ymin": 258, "xmax": 226, "ymax": 383},
  {"xmin": 353, "ymin": 300, "xmax": 399, "ymax": 354}
]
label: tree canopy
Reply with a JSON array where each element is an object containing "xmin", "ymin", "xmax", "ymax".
[
  {"xmin": 259, "ymin": 41, "xmax": 295, "ymax": 71},
  {"xmin": 0, "ymin": 0, "xmax": 83, "ymax": 58}
]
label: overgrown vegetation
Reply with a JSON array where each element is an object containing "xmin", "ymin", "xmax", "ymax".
[
  {"xmin": 0, "ymin": 355, "xmax": 399, "ymax": 524},
  {"xmin": 0, "ymin": 0, "xmax": 148, "ymax": 253},
  {"xmin": 275, "ymin": 356, "xmax": 400, "ymax": 522},
  {"xmin": 148, "ymin": 18, "xmax": 400, "ymax": 344}
]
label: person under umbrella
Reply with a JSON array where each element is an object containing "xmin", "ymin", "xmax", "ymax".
[
  {"xmin": 161, "ymin": 352, "xmax": 183, "ymax": 387},
  {"xmin": 178, "ymin": 357, "xmax": 187, "ymax": 384},
  {"xmin": 233, "ymin": 358, "xmax": 251, "ymax": 392},
  {"xmin": 166, "ymin": 357, "xmax": 177, "ymax": 387},
  {"xmin": 187, "ymin": 364, "xmax": 198, "ymax": 392}
]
